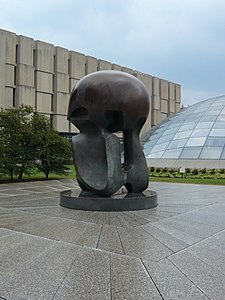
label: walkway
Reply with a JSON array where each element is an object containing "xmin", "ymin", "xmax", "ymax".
[{"xmin": 0, "ymin": 179, "xmax": 225, "ymax": 299}]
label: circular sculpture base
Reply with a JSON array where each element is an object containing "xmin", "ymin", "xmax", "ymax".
[{"xmin": 59, "ymin": 189, "xmax": 158, "ymax": 211}]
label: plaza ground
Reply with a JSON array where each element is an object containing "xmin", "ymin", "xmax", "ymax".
[{"xmin": 0, "ymin": 179, "xmax": 225, "ymax": 299}]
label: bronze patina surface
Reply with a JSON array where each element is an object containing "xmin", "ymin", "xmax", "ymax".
[{"xmin": 68, "ymin": 70, "xmax": 150, "ymax": 197}]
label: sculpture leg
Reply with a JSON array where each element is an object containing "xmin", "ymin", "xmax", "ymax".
[
  {"xmin": 123, "ymin": 126, "xmax": 149, "ymax": 193},
  {"xmin": 73, "ymin": 128, "xmax": 124, "ymax": 197}
]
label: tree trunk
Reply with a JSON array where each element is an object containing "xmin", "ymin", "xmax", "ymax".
[
  {"xmin": 18, "ymin": 164, "xmax": 25, "ymax": 180},
  {"xmin": 45, "ymin": 172, "xmax": 49, "ymax": 180}
]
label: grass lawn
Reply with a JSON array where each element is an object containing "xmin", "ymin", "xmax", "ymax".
[{"xmin": 0, "ymin": 165, "xmax": 76, "ymax": 183}]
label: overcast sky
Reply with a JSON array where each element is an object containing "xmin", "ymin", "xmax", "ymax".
[{"xmin": 0, "ymin": 0, "xmax": 225, "ymax": 106}]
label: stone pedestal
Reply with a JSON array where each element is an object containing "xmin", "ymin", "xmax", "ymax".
[{"xmin": 60, "ymin": 189, "xmax": 158, "ymax": 211}]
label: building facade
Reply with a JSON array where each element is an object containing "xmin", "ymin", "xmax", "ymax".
[{"xmin": 0, "ymin": 28, "xmax": 181, "ymax": 136}]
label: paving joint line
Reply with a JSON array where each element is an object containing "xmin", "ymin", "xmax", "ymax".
[
  {"xmin": 109, "ymin": 255, "xmax": 113, "ymax": 300},
  {"xmin": 96, "ymin": 224, "xmax": 103, "ymax": 248},
  {"xmin": 140, "ymin": 258, "xmax": 165, "ymax": 300},
  {"xmin": 115, "ymin": 226, "xmax": 126, "ymax": 255},
  {"xmin": 51, "ymin": 246, "xmax": 83, "ymax": 299},
  {"xmin": 141, "ymin": 227, "xmax": 176, "ymax": 254},
  {"xmin": 167, "ymin": 257, "xmax": 212, "ymax": 299},
  {"xmin": 170, "ymin": 246, "xmax": 225, "ymax": 278}
]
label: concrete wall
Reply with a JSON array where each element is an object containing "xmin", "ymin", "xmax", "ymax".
[
  {"xmin": 146, "ymin": 158, "xmax": 225, "ymax": 169},
  {"xmin": 0, "ymin": 28, "xmax": 181, "ymax": 135}
]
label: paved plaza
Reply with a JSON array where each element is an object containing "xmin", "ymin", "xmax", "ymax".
[{"xmin": 0, "ymin": 179, "xmax": 225, "ymax": 299}]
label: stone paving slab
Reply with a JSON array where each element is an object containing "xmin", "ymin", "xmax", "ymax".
[
  {"xmin": 142, "ymin": 258, "xmax": 209, "ymax": 300},
  {"xmin": 97, "ymin": 224, "xmax": 124, "ymax": 255},
  {"xmin": 53, "ymin": 247, "xmax": 111, "ymax": 300},
  {"xmin": 110, "ymin": 254, "xmax": 162, "ymax": 300},
  {"xmin": 1, "ymin": 179, "xmax": 225, "ymax": 299},
  {"xmin": 151, "ymin": 213, "xmax": 223, "ymax": 245},
  {"xmin": 141, "ymin": 223, "xmax": 189, "ymax": 252},
  {"xmin": 178, "ymin": 229, "xmax": 225, "ymax": 276},
  {"xmin": 169, "ymin": 251, "xmax": 225, "ymax": 300}
]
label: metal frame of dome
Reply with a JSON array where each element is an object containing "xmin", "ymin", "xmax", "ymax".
[{"xmin": 142, "ymin": 95, "xmax": 225, "ymax": 169}]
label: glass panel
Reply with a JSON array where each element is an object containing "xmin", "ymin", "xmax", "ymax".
[
  {"xmin": 180, "ymin": 147, "xmax": 202, "ymax": 159},
  {"xmin": 143, "ymin": 147, "xmax": 152, "ymax": 156},
  {"xmin": 147, "ymin": 151, "xmax": 164, "ymax": 158},
  {"xmin": 204, "ymin": 110, "xmax": 221, "ymax": 115},
  {"xmin": 167, "ymin": 123, "xmax": 182, "ymax": 129},
  {"xmin": 213, "ymin": 122, "xmax": 225, "ymax": 129},
  {"xmin": 195, "ymin": 122, "xmax": 214, "ymax": 129},
  {"xmin": 143, "ymin": 140, "xmax": 157, "ymax": 148},
  {"xmin": 173, "ymin": 130, "xmax": 192, "ymax": 140},
  {"xmin": 143, "ymin": 149, "xmax": 150, "ymax": 156},
  {"xmin": 199, "ymin": 147, "xmax": 223, "ymax": 159},
  {"xmin": 205, "ymin": 137, "xmax": 225, "ymax": 147},
  {"xmin": 209, "ymin": 129, "xmax": 225, "ymax": 136},
  {"xmin": 162, "ymin": 127, "xmax": 179, "ymax": 136},
  {"xmin": 167, "ymin": 139, "xmax": 187, "ymax": 149},
  {"xmin": 156, "ymin": 126, "xmax": 167, "ymax": 133},
  {"xmin": 151, "ymin": 142, "xmax": 169, "ymax": 153},
  {"xmin": 210, "ymin": 105, "xmax": 223, "ymax": 110},
  {"xmin": 185, "ymin": 117, "xmax": 201, "ymax": 122},
  {"xmin": 162, "ymin": 148, "xmax": 183, "ymax": 159},
  {"xmin": 200, "ymin": 116, "xmax": 217, "ymax": 121},
  {"xmin": 186, "ymin": 137, "xmax": 207, "ymax": 147},
  {"xmin": 217, "ymin": 115, "xmax": 225, "ymax": 121},
  {"xmin": 156, "ymin": 134, "xmax": 175, "ymax": 144},
  {"xmin": 178, "ymin": 124, "xmax": 196, "ymax": 131},
  {"xmin": 191, "ymin": 129, "xmax": 210, "ymax": 137},
  {"xmin": 150, "ymin": 133, "xmax": 162, "ymax": 141},
  {"xmin": 160, "ymin": 123, "xmax": 169, "ymax": 128},
  {"xmin": 220, "ymin": 149, "xmax": 225, "ymax": 159}
]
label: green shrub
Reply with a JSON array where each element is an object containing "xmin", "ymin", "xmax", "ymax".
[
  {"xmin": 210, "ymin": 168, "xmax": 216, "ymax": 174},
  {"xmin": 201, "ymin": 168, "xmax": 207, "ymax": 174},
  {"xmin": 192, "ymin": 168, "xmax": 198, "ymax": 175},
  {"xmin": 149, "ymin": 166, "xmax": 155, "ymax": 172}
]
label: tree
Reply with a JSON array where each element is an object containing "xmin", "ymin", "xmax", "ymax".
[
  {"xmin": 36, "ymin": 130, "xmax": 71, "ymax": 179},
  {"xmin": 32, "ymin": 114, "xmax": 72, "ymax": 179},
  {"xmin": 0, "ymin": 105, "xmax": 35, "ymax": 180},
  {"xmin": 0, "ymin": 105, "xmax": 72, "ymax": 180}
]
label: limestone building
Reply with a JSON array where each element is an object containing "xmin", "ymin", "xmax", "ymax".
[{"xmin": 0, "ymin": 28, "xmax": 181, "ymax": 137}]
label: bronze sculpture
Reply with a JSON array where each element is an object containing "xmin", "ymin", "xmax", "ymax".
[
  {"xmin": 68, "ymin": 70, "xmax": 150, "ymax": 196},
  {"xmin": 60, "ymin": 70, "xmax": 157, "ymax": 210}
]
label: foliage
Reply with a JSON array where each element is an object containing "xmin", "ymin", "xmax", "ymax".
[
  {"xmin": 0, "ymin": 106, "xmax": 34, "ymax": 179},
  {"xmin": 192, "ymin": 168, "xmax": 198, "ymax": 175},
  {"xmin": 148, "ymin": 166, "xmax": 225, "ymax": 181},
  {"xmin": 0, "ymin": 105, "xmax": 72, "ymax": 180},
  {"xmin": 149, "ymin": 166, "xmax": 155, "ymax": 172},
  {"xmin": 201, "ymin": 168, "xmax": 207, "ymax": 174},
  {"xmin": 149, "ymin": 176, "xmax": 225, "ymax": 186},
  {"xmin": 36, "ymin": 128, "xmax": 72, "ymax": 179}
]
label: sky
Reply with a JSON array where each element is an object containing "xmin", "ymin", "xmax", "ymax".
[{"xmin": 0, "ymin": 0, "xmax": 225, "ymax": 106}]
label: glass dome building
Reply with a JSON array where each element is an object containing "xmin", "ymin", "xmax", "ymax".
[{"xmin": 143, "ymin": 95, "xmax": 225, "ymax": 168}]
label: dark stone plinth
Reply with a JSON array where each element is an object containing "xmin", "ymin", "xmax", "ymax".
[{"xmin": 59, "ymin": 189, "xmax": 158, "ymax": 211}]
